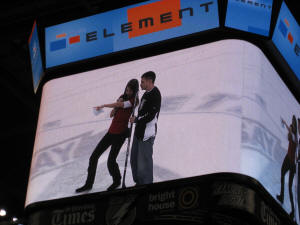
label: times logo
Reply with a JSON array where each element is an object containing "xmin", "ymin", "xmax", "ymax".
[{"xmin": 51, "ymin": 205, "xmax": 96, "ymax": 225}]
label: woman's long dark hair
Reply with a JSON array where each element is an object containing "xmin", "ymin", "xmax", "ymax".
[{"xmin": 122, "ymin": 79, "xmax": 139, "ymax": 105}]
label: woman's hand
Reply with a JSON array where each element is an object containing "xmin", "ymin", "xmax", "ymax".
[{"xmin": 95, "ymin": 105, "xmax": 104, "ymax": 111}]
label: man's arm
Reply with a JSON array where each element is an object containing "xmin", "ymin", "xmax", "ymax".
[{"xmin": 282, "ymin": 118, "xmax": 292, "ymax": 133}]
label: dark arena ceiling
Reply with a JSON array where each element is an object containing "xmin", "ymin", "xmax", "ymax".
[{"xmin": 0, "ymin": 0, "xmax": 299, "ymax": 223}]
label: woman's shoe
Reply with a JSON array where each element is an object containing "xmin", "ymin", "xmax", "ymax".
[
  {"xmin": 276, "ymin": 194, "xmax": 283, "ymax": 204},
  {"xmin": 75, "ymin": 183, "xmax": 92, "ymax": 193}
]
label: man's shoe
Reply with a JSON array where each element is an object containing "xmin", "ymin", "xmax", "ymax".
[
  {"xmin": 107, "ymin": 180, "xmax": 121, "ymax": 191},
  {"xmin": 290, "ymin": 211, "xmax": 295, "ymax": 219},
  {"xmin": 75, "ymin": 184, "xmax": 92, "ymax": 193}
]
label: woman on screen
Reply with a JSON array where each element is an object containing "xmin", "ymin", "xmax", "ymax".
[
  {"xmin": 277, "ymin": 115, "xmax": 298, "ymax": 219},
  {"xmin": 76, "ymin": 79, "xmax": 139, "ymax": 192}
]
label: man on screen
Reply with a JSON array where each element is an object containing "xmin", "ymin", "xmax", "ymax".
[
  {"xmin": 297, "ymin": 118, "xmax": 300, "ymax": 221},
  {"xmin": 130, "ymin": 71, "xmax": 161, "ymax": 185}
]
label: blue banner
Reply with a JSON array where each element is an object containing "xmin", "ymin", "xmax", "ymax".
[
  {"xmin": 272, "ymin": 2, "xmax": 300, "ymax": 81},
  {"xmin": 45, "ymin": 0, "xmax": 219, "ymax": 68},
  {"xmin": 225, "ymin": 0, "xmax": 273, "ymax": 36},
  {"xmin": 29, "ymin": 21, "xmax": 44, "ymax": 92}
]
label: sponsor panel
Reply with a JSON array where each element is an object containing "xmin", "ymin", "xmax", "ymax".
[
  {"xmin": 272, "ymin": 1, "xmax": 300, "ymax": 80},
  {"xmin": 45, "ymin": 0, "xmax": 219, "ymax": 68},
  {"xmin": 225, "ymin": 0, "xmax": 273, "ymax": 36},
  {"xmin": 27, "ymin": 174, "xmax": 295, "ymax": 225}
]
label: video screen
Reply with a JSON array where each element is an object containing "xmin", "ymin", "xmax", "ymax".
[
  {"xmin": 225, "ymin": 0, "xmax": 273, "ymax": 36},
  {"xmin": 26, "ymin": 39, "xmax": 300, "ymax": 223},
  {"xmin": 272, "ymin": 1, "xmax": 300, "ymax": 80}
]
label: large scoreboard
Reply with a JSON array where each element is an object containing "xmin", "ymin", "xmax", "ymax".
[{"xmin": 26, "ymin": 1, "xmax": 300, "ymax": 225}]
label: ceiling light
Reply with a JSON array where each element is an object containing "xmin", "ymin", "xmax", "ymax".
[{"xmin": 0, "ymin": 209, "xmax": 6, "ymax": 217}]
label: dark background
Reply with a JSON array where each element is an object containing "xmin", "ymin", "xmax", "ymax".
[{"xmin": 0, "ymin": 0, "xmax": 299, "ymax": 222}]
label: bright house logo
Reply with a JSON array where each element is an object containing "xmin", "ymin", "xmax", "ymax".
[{"xmin": 46, "ymin": 0, "xmax": 219, "ymax": 67}]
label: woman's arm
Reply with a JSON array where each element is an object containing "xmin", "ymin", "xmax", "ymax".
[
  {"xmin": 95, "ymin": 97, "xmax": 132, "ymax": 111},
  {"xmin": 96, "ymin": 102, "xmax": 124, "ymax": 109}
]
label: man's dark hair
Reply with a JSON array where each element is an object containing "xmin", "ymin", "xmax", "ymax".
[{"xmin": 141, "ymin": 71, "xmax": 156, "ymax": 83}]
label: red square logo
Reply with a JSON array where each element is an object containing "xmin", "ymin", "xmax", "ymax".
[{"xmin": 127, "ymin": 0, "xmax": 182, "ymax": 38}]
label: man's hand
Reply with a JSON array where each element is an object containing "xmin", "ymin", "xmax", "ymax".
[{"xmin": 130, "ymin": 116, "xmax": 136, "ymax": 124}]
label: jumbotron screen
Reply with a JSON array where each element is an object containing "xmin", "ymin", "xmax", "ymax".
[{"xmin": 26, "ymin": 39, "xmax": 300, "ymax": 222}]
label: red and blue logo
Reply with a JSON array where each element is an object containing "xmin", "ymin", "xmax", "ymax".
[
  {"xmin": 278, "ymin": 18, "xmax": 299, "ymax": 57},
  {"xmin": 50, "ymin": 33, "xmax": 81, "ymax": 51},
  {"xmin": 278, "ymin": 18, "xmax": 294, "ymax": 44}
]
